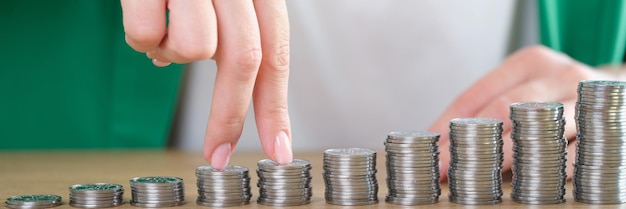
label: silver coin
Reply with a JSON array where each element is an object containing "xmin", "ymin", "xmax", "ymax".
[
  {"xmin": 5, "ymin": 195, "xmax": 62, "ymax": 207},
  {"xmin": 324, "ymin": 148, "xmax": 376, "ymax": 157},
  {"xmin": 130, "ymin": 176, "xmax": 183, "ymax": 185},
  {"xmin": 69, "ymin": 184, "xmax": 123, "ymax": 193}
]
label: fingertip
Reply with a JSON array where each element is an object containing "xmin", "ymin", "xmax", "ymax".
[
  {"xmin": 152, "ymin": 59, "xmax": 172, "ymax": 67},
  {"xmin": 208, "ymin": 143, "xmax": 232, "ymax": 170},
  {"xmin": 273, "ymin": 131, "xmax": 293, "ymax": 164}
]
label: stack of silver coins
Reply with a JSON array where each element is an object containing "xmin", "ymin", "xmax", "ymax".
[
  {"xmin": 448, "ymin": 118, "xmax": 504, "ymax": 205},
  {"xmin": 510, "ymin": 102, "xmax": 567, "ymax": 204},
  {"xmin": 129, "ymin": 176, "xmax": 185, "ymax": 207},
  {"xmin": 323, "ymin": 148, "xmax": 378, "ymax": 206},
  {"xmin": 385, "ymin": 131, "xmax": 440, "ymax": 205},
  {"xmin": 196, "ymin": 165, "xmax": 251, "ymax": 207},
  {"xmin": 69, "ymin": 183, "xmax": 124, "ymax": 208},
  {"xmin": 574, "ymin": 80, "xmax": 626, "ymax": 204},
  {"xmin": 256, "ymin": 159, "xmax": 313, "ymax": 206},
  {"xmin": 4, "ymin": 195, "xmax": 62, "ymax": 209}
]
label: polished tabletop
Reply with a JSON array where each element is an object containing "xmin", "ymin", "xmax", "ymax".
[{"xmin": 0, "ymin": 150, "xmax": 620, "ymax": 209}]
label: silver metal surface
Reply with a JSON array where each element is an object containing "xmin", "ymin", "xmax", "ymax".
[
  {"xmin": 195, "ymin": 165, "xmax": 251, "ymax": 207},
  {"xmin": 68, "ymin": 184, "xmax": 124, "ymax": 208},
  {"xmin": 129, "ymin": 176, "xmax": 185, "ymax": 208},
  {"xmin": 448, "ymin": 117, "xmax": 503, "ymax": 205},
  {"xmin": 256, "ymin": 159, "xmax": 312, "ymax": 206},
  {"xmin": 509, "ymin": 102, "xmax": 567, "ymax": 204},
  {"xmin": 384, "ymin": 131, "xmax": 440, "ymax": 206},
  {"xmin": 574, "ymin": 80, "xmax": 626, "ymax": 204},
  {"xmin": 323, "ymin": 148, "xmax": 378, "ymax": 206}
]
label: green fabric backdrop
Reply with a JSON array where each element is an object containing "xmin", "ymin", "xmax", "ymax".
[
  {"xmin": 539, "ymin": 0, "xmax": 626, "ymax": 66},
  {"xmin": 0, "ymin": 1, "xmax": 184, "ymax": 149}
]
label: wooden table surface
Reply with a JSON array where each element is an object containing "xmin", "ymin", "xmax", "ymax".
[{"xmin": 0, "ymin": 150, "xmax": 618, "ymax": 209}]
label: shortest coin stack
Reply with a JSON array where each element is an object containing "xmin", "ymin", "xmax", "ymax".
[
  {"xmin": 196, "ymin": 165, "xmax": 252, "ymax": 207},
  {"xmin": 4, "ymin": 195, "xmax": 62, "ymax": 209},
  {"xmin": 324, "ymin": 148, "xmax": 379, "ymax": 206},
  {"xmin": 257, "ymin": 159, "xmax": 313, "ymax": 206},
  {"xmin": 69, "ymin": 183, "xmax": 124, "ymax": 208},
  {"xmin": 130, "ymin": 176, "xmax": 185, "ymax": 208}
]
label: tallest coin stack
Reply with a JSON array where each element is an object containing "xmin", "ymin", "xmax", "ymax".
[{"xmin": 574, "ymin": 80, "xmax": 626, "ymax": 204}]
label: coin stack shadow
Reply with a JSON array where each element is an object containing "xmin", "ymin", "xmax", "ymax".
[
  {"xmin": 385, "ymin": 131, "xmax": 441, "ymax": 205},
  {"xmin": 69, "ymin": 183, "xmax": 124, "ymax": 208},
  {"xmin": 323, "ymin": 148, "xmax": 378, "ymax": 206},
  {"xmin": 448, "ymin": 118, "xmax": 504, "ymax": 205},
  {"xmin": 4, "ymin": 195, "xmax": 62, "ymax": 209},
  {"xmin": 510, "ymin": 102, "xmax": 567, "ymax": 204},
  {"xmin": 129, "ymin": 176, "xmax": 185, "ymax": 207},
  {"xmin": 195, "ymin": 166, "xmax": 251, "ymax": 207},
  {"xmin": 256, "ymin": 159, "xmax": 313, "ymax": 206},
  {"xmin": 574, "ymin": 80, "xmax": 626, "ymax": 204}
]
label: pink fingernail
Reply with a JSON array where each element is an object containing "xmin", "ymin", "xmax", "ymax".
[
  {"xmin": 210, "ymin": 143, "xmax": 231, "ymax": 170},
  {"xmin": 152, "ymin": 59, "xmax": 171, "ymax": 67},
  {"xmin": 274, "ymin": 131, "xmax": 293, "ymax": 165}
]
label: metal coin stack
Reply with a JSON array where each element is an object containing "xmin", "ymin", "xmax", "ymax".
[
  {"xmin": 256, "ymin": 159, "xmax": 313, "ymax": 206},
  {"xmin": 4, "ymin": 195, "xmax": 62, "ymax": 209},
  {"xmin": 385, "ymin": 131, "xmax": 440, "ymax": 205},
  {"xmin": 69, "ymin": 183, "xmax": 124, "ymax": 208},
  {"xmin": 510, "ymin": 102, "xmax": 567, "ymax": 204},
  {"xmin": 574, "ymin": 80, "xmax": 626, "ymax": 204},
  {"xmin": 196, "ymin": 165, "xmax": 251, "ymax": 207},
  {"xmin": 323, "ymin": 148, "xmax": 378, "ymax": 206},
  {"xmin": 448, "ymin": 118, "xmax": 504, "ymax": 205},
  {"xmin": 129, "ymin": 176, "xmax": 185, "ymax": 207}
]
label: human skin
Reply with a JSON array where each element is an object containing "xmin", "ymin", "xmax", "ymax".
[
  {"xmin": 120, "ymin": 0, "xmax": 293, "ymax": 169},
  {"xmin": 431, "ymin": 45, "xmax": 626, "ymax": 181}
]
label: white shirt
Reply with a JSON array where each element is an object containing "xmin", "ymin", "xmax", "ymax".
[{"xmin": 173, "ymin": 0, "xmax": 536, "ymax": 152}]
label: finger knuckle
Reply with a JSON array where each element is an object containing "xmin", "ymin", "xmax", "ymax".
[
  {"xmin": 262, "ymin": 104, "xmax": 289, "ymax": 119},
  {"xmin": 265, "ymin": 42, "xmax": 290, "ymax": 70},
  {"xmin": 170, "ymin": 42, "xmax": 216, "ymax": 61},
  {"xmin": 508, "ymin": 45, "xmax": 554, "ymax": 66},
  {"xmin": 125, "ymin": 28, "xmax": 164, "ymax": 51},
  {"xmin": 214, "ymin": 116, "xmax": 246, "ymax": 135},
  {"xmin": 231, "ymin": 47, "xmax": 263, "ymax": 75}
]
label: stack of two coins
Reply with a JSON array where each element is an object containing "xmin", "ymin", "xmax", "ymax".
[
  {"xmin": 385, "ymin": 131, "xmax": 441, "ymax": 205},
  {"xmin": 4, "ymin": 195, "xmax": 62, "ymax": 209},
  {"xmin": 575, "ymin": 80, "xmax": 626, "ymax": 204},
  {"xmin": 256, "ymin": 159, "xmax": 313, "ymax": 206},
  {"xmin": 69, "ymin": 183, "xmax": 125, "ymax": 208},
  {"xmin": 196, "ymin": 166, "xmax": 252, "ymax": 207},
  {"xmin": 129, "ymin": 176, "xmax": 185, "ymax": 207},
  {"xmin": 323, "ymin": 148, "xmax": 379, "ymax": 206},
  {"xmin": 448, "ymin": 118, "xmax": 504, "ymax": 205},
  {"xmin": 510, "ymin": 102, "xmax": 567, "ymax": 204}
]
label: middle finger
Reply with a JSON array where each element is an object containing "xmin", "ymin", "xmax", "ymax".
[{"xmin": 203, "ymin": 0, "xmax": 262, "ymax": 164}]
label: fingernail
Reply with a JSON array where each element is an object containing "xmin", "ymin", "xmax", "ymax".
[
  {"xmin": 152, "ymin": 59, "xmax": 171, "ymax": 67},
  {"xmin": 274, "ymin": 131, "xmax": 293, "ymax": 164},
  {"xmin": 210, "ymin": 143, "xmax": 231, "ymax": 170}
]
